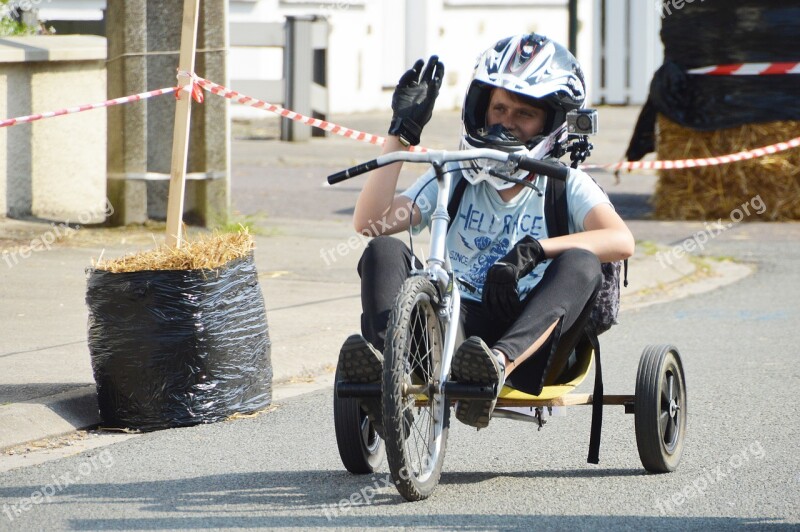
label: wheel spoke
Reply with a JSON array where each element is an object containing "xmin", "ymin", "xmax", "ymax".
[
  {"xmin": 411, "ymin": 402, "xmax": 432, "ymax": 449},
  {"xmin": 360, "ymin": 413, "xmax": 371, "ymax": 442},
  {"xmin": 420, "ymin": 410, "xmax": 433, "ymax": 472},
  {"xmin": 405, "ymin": 404, "xmax": 432, "ymax": 477},
  {"xmin": 408, "ymin": 305, "xmax": 432, "ymax": 384},
  {"xmin": 667, "ymin": 373, "xmax": 674, "ymax": 403},
  {"xmin": 420, "ymin": 315, "xmax": 433, "ymax": 380},
  {"xmin": 664, "ymin": 415, "xmax": 676, "ymax": 446},
  {"xmin": 659, "ymin": 410, "xmax": 670, "ymax": 434}
]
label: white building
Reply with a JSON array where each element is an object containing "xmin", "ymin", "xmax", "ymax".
[{"xmin": 33, "ymin": 0, "xmax": 663, "ymax": 116}]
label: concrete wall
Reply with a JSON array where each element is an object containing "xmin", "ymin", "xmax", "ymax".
[{"xmin": 0, "ymin": 36, "xmax": 107, "ymax": 222}]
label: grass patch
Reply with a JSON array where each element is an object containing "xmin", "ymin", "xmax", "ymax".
[
  {"xmin": 216, "ymin": 212, "xmax": 279, "ymax": 236},
  {"xmin": 708, "ymin": 254, "xmax": 737, "ymax": 262},
  {"xmin": 636, "ymin": 240, "xmax": 660, "ymax": 256}
]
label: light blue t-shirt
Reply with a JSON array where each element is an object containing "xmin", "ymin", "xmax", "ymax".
[{"xmin": 401, "ymin": 164, "xmax": 611, "ymax": 302}]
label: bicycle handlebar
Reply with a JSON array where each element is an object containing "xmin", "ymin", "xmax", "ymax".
[
  {"xmin": 327, "ymin": 149, "xmax": 569, "ymax": 185},
  {"xmin": 513, "ymin": 154, "xmax": 569, "ymax": 180}
]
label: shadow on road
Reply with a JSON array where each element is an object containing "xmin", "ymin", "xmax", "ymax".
[{"xmin": 0, "ymin": 469, "xmax": 793, "ymax": 529}]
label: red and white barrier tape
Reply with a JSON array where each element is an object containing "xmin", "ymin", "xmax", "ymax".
[
  {"xmin": 0, "ymin": 86, "xmax": 180, "ymax": 128},
  {"xmin": 689, "ymin": 62, "xmax": 800, "ymax": 76},
  {"xmin": 190, "ymin": 74, "xmax": 426, "ymax": 152},
  {"xmin": 583, "ymin": 135, "xmax": 800, "ymax": 172},
  {"xmin": 189, "ymin": 74, "xmax": 800, "ymax": 172},
  {"xmin": 2, "ymin": 71, "xmax": 797, "ymax": 172}
]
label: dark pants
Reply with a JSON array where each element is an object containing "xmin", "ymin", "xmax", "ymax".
[{"xmin": 358, "ymin": 236, "xmax": 602, "ymax": 395}]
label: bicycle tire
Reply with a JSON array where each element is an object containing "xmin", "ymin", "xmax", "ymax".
[{"xmin": 383, "ymin": 276, "xmax": 450, "ymax": 501}]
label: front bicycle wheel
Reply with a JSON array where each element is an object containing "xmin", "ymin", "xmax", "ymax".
[{"xmin": 383, "ymin": 276, "xmax": 449, "ymax": 501}]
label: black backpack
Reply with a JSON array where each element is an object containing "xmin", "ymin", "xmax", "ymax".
[{"xmin": 543, "ymin": 175, "xmax": 628, "ymax": 335}]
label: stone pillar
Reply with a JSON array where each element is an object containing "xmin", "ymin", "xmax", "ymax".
[
  {"xmin": 1, "ymin": 67, "xmax": 32, "ymax": 218},
  {"xmin": 106, "ymin": 0, "xmax": 148, "ymax": 225},
  {"xmin": 187, "ymin": 0, "xmax": 230, "ymax": 227},
  {"xmin": 106, "ymin": 0, "xmax": 229, "ymax": 227}
]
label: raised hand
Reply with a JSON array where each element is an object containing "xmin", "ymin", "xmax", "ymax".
[{"xmin": 388, "ymin": 55, "xmax": 445, "ymax": 146}]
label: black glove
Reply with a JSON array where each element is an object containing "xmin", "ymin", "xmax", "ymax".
[
  {"xmin": 482, "ymin": 236, "xmax": 546, "ymax": 322},
  {"xmin": 388, "ymin": 55, "xmax": 444, "ymax": 146}
]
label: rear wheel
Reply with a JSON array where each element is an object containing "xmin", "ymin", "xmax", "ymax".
[
  {"xmin": 635, "ymin": 344, "xmax": 687, "ymax": 472},
  {"xmin": 383, "ymin": 276, "xmax": 449, "ymax": 501},
  {"xmin": 333, "ymin": 369, "xmax": 385, "ymax": 474}
]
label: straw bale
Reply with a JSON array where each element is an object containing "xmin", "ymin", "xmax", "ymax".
[
  {"xmin": 94, "ymin": 230, "xmax": 254, "ymax": 273},
  {"xmin": 654, "ymin": 115, "xmax": 800, "ymax": 220}
]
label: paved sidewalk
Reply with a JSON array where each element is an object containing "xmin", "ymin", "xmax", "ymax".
[{"xmin": 0, "ymin": 106, "xmax": 751, "ymax": 451}]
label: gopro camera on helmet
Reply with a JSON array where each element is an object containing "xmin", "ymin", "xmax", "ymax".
[{"xmin": 567, "ymin": 109, "xmax": 598, "ymax": 136}]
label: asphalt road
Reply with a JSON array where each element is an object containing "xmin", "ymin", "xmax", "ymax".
[{"xmin": 0, "ymin": 225, "xmax": 798, "ymax": 530}]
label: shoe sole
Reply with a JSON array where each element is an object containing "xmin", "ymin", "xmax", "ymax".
[
  {"xmin": 451, "ymin": 339, "xmax": 501, "ymax": 429},
  {"xmin": 339, "ymin": 335, "xmax": 383, "ymax": 383}
]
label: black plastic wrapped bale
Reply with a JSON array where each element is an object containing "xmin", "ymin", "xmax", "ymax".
[
  {"xmin": 623, "ymin": 0, "xmax": 800, "ymax": 220},
  {"xmin": 86, "ymin": 253, "xmax": 272, "ymax": 431},
  {"xmin": 626, "ymin": 0, "xmax": 800, "ymax": 160}
]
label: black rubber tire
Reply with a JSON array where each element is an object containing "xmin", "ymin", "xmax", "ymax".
[
  {"xmin": 635, "ymin": 344, "xmax": 687, "ymax": 473},
  {"xmin": 333, "ymin": 368, "xmax": 385, "ymax": 474},
  {"xmin": 383, "ymin": 276, "xmax": 449, "ymax": 501}
]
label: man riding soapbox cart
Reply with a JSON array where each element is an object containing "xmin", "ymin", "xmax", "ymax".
[{"xmin": 328, "ymin": 148, "xmax": 687, "ymax": 502}]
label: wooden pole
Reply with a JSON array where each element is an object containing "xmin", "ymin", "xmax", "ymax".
[{"xmin": 165, "ymin": 0, "xmax": 201, "ymax": 248}]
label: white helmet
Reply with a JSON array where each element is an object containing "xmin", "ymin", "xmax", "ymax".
[{"xmin": 460, "ymin": 33, "xmax": 586, "ymax": 189}]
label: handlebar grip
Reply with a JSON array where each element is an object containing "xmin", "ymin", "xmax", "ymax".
[
  {"xmin": 327, "ymin": 159, "xmax": 380, "ymax": 185},
  {"xmin": 513, "ymin": 155, "xmax": 569, "ymax": 181}
]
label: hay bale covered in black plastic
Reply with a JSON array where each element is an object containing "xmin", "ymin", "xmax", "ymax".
[
  {"xmin": 86, "ymin": 232, "xmax": 272, "ymax": 431},
  {"xmin": 625, "ymin": 0, "xmax": 800, "ymax": 220}
]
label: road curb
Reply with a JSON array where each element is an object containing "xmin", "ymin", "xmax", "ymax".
[
  {"xmin": 0, "ymin": 385, "xmax": 100, "ymax": 451},
  {"xmin": 622, "ymin": 259, "xmax": 754, "ymax": 313}
]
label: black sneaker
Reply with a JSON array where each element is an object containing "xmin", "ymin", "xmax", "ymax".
[
  {"xmin": 337, "ymin": 334, "xmax": 384, "ymax": 436},
  {"xmin": 450, "ymin": 336, "xmax": 504, "ymax": 429}
]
